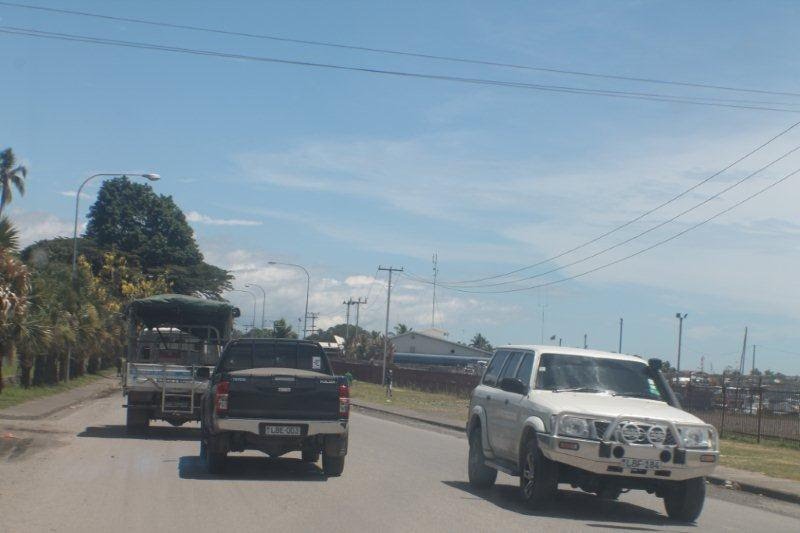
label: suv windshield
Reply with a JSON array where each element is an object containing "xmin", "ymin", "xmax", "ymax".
[
  {"xmin": 535, "ymin": 353, "xmax": 664, "ymax": 401},
  {"xmin": 219, "ymin": 341, "xmax": 331, "ymax": 374}
]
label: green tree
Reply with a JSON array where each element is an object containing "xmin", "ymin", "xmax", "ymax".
[
  {"xmin": 0, "ymin": 148, "xmax": 27, "ymax": 218},
  {"xmin": 469, "ymin": 332, "xmax": 493, "ymax": 352},
  {"xmin": 0, "ymin": 217, "xmax": 19, "ymax": 250},
  {"xmin": 271, "ymin": 318, "xmax": 297, "ymax": 339},
  {"xmin": 394, "ymin": 323, "xmax": 411, "ymax": 335},
  {"xmin": 83, "ymin": 177, "xmax": 231, "ymax": 297}
]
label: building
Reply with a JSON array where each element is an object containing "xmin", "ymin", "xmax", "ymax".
[{"xmin": 391, "ymin": 329, "xmax": 492, "ymax": 358}]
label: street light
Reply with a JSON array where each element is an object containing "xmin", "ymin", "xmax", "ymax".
[
  {"xmin": 245, "ymin": 283, "xmax": 267, "ymax": 329},
  {"xmin": 66, "ymin": 172, "xmax": 159, "ymax": 384},
  {"xmin": 229, "ymin": 289, "xmax": 258, "ymax": 331},
  {"xmin": 71, "ymin": 172, "xmax": 161, "ymax": 280},
  {"xmin": 676, "ymin": 313, "xmax": 688, "ymax": 376},
  {"xmin": 268, "ymin": 261, "xmax": 310, "ymax": 339}
]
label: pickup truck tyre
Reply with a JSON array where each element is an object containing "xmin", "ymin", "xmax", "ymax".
[
  {"xmin": 205, "ymin": 437, "xmax": 227, "ymax": 475},
  {"xmin": 322, "ymin": 454, "xmax": 345, "ymax": 476},
  {"xmin": 663, "ymin": 477, "xmax": 705, "ymax": 522},
  {"xmin": 519, "ymin": 435, "xmax": 558, "ymax": 507},
  {"xmin": 125, "ymin": 406, "xmax": 149, "ymax": 434},
  {"xmin": 302, "ymin": 450, "xmax": 320, "ymax": 463},
  {"xmin": 467, "ymin": 426, "xmax": 497, "ymax": 489}
]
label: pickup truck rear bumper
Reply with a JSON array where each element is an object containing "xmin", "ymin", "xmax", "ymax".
[{"xmin": 214, "ymin": 418, "xmax": 348, "ymax": 436}]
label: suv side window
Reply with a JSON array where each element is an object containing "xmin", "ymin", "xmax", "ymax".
[
  {"xmin": 499, "ymin": 351, "xmax": 523, "ymax": 381},
  {"xmin": 516, "ymin": 352, "xmax": 535, "ymax": 386},
  {"xmin": 482, "ymin": 350, "xmax": 509, "ymax": 387}
]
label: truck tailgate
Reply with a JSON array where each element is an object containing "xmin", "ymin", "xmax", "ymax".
[{"xmin": 225, "ymin": 368, "xmax": 340, "ymax": 420}]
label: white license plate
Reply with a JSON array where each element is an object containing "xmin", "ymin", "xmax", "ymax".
[
  {"xmin": 621, "ymin": 458, "xmax": 661, "ymax": 470},
  {"xmin": 261, "ymin": 425, "xmax": 302, "ymax": 436}
]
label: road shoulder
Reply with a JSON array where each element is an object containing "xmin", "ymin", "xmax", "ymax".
[{"xmin": 0, "ymin": 375, "xmax": 120, "ymax": 421}]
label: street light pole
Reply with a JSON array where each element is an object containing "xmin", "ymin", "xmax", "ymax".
[
  {"xmin": 68, "ymin": 172, "xmax": 159, "ymax": 383},
  {"xmin": 268, "ymin": 261, "xmax": 310, "ymax": 338},
  {"xmin": 676, "ymin": 313, "xmax": 688, "ymax": 375},
  {"xmin": 230, "ymin": 289, "xmax": 258, "ymax": 331},
  {"xmin": 245, "ymin": 283, "xmax": 267, "ymax": 329}
]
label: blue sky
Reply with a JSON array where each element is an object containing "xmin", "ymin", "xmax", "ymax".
[{"xmin": 3, "ymin": 1, "xmax": 800, "ymax": 373}]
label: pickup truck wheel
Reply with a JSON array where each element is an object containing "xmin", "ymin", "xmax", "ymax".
[
  {"xmin": 205, "ymin": 438, "xmax": 227, "ymax": 475},
  {"xmin": 663, "ymin": 477, "xmax": 706, "ymax": 522},
  {"xmin": 302, "ymin": 450, "xmax": 320, "ymax": 463},
  {"xmin": 519, "ymin": 435, "xmax": 558, "ymax": 507},
  {"xmin": 322, "ymin": 454, "xmax": 345, "ymax": 476},
  {"xmin": 125, "ymin": 406, "xmax": 149, "ymax": 434},
  {"xmin": 467, "ymin": 426, "xmax": 497, "ymax": 489}
]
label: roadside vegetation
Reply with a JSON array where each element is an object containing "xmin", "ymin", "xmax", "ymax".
[
  {"xmin": 0, "ymin": 371, "xmax": 113, "ymax": 410},
  {"xmin": 350, "ymin": 379, "xmax": 470, "ymax": 423}
]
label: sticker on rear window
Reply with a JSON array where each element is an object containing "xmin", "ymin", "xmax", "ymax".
[{"xmin": 312, "ymin": 356, "xmax": 322, "ymax": 370}]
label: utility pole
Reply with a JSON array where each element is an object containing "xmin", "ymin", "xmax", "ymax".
[
  {"xmin": 306, "ymin": 312, "xmax": 319, "ymax": 338},
  {"xmin": 751, "ymin": 344, "xmax": 757, "ymax": 375},
  {"xmin": 618, "ymin": 318, "xmax": 624, "ymax": 353},
  {"xmin": 539, "ymin": 288, "xmax": 548, "ymax": 343},
  {"xmin": 739, "ymin": 327, "xmax": 748, "ymax": 375},
  {"xmin": 350, "ymin": 297, "xmax": 366, "ymax": 359},
  {"xmin": 583, "ymin": 333, "xmax": 588, "ymax": 349},
  {"xmin": 431, "ymin": 253, "xmax": 438, "ymax": 329},
  {"xmin": 378, "ymin": 266, "xmax": 403, "ymax": 384},
  {"xmin": 343, "ymin": 298, "xmax": 355, "ymax": 346},
  {"xmin": 676, "ymin": 313, "xmax": 687, "ymax": 375}
]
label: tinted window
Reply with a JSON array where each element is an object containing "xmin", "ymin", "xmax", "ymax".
[
  {"xmin": 516, "ymin": 352, "xmax": 535, "ymax": 385},
  {"xmin": 220, "ymin": 341, "xmax": 330, "ymax": 373},
  {"xmin": 483, "ymin": 350, "xmax": 509, "ymax": 387},
  {"xmin": 499, "ymin": 351, "xmax": 523, "ymax": 380}
]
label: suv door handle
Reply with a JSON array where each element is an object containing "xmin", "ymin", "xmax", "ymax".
[
  {"xmin": 504, "ymin": 399, "xmax": 509, "ymax": 405},
  {"xmin": 486, "ymin": 395, "xmax": 492, "ymax": 401}
]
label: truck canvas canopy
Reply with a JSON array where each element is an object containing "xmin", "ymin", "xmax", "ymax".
[{"xmin": 127, "ymin": 293, "xmax": 240, "ymax": 342}]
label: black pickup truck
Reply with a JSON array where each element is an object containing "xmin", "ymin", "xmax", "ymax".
[{"xmin": 200, "ymin": 338, "xmax": 349, "ymax": 476}]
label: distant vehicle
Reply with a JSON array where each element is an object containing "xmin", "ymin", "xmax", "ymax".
[
  {"xmin": 200, "ymin": 338, "xmax": 349, "ymax": 476},
  {"xmin": 467, "ymin": 345, "xmax": 718, "ymax": 522},
  {"xmin": 122, "ymin": 294, "xmax": 239, "ymax": 432}
]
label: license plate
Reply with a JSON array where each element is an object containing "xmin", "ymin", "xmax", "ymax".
[
  {"xmin": 621, "ymin": 458, "xmax": 661, "ymax": 470},
  {"xmin": 261, "ymin": 425, "xmax": 302, "ymax": 437}
]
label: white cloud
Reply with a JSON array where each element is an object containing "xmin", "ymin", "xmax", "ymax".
[
  {"xmin": 59, "ymin": 190, "xmax": 92, "ymax": 200},
  {"xmin": 9, "ymin": 210, "xmax": 76, "ymax": 247},
  {"xmin": 186, "ymin": 211, "xmax": 261, "ymax": 227}
]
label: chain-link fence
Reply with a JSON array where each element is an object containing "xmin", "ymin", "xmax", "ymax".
[{"xmin": 674, "ymin": 381, "xmax": 800, "ymax": 443}]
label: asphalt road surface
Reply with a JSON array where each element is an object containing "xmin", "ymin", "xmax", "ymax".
[{"xmin": 1, "ymin": 393, "xmax": 799, "ymax": 533}]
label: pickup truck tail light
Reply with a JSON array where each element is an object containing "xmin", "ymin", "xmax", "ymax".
[
  {"xmin": 339, "ymin": 384, "xmax": 350, "ymax": 419},
  {"xmin": 215, "ymin": 380, "xmax": 230, "ymax": 415}
]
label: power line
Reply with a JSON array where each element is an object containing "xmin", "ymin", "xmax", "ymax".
[
  {"xmin": 2, "ymin": 1, "xmax": 799, "ymax": 99},
  {"xmin": 1, "ymin": 26, "xmax": 799, "ymax": 114},
  {"xmin": 402, "ymin": 166, "xmax": 800, "ymax": 294},
  {"xmin": 433, "ymin": 141, "xmax": 800, "ymax": 289},
  {"xmin": 435, "ymin": 119, "xmax": 800, "ymax": 286}
]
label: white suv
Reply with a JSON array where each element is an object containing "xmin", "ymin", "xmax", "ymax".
[{"xmin": 467, "ymin": 345, "xmax": 718, "ymax": 522}]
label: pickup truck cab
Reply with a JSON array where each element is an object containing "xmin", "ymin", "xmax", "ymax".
[
  {"xmin": 467, "ymin": 345, "xmax": 718, "ymax": 522},
  {"xmin": 200, "ymin": 338, "xmax": 349, "ymax": 476}
]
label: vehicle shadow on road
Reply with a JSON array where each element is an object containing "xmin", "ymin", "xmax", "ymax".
[
  {"xmin": 77, "ymin": 425, "xmax": 201, "ymax": 441},
  {"xmin": 178, "ymin": 455, "xmax": 328, "ymax": 482},
  {"xmin": 443, "ymin": 481, "xmax": 692, "ymax": 529}
]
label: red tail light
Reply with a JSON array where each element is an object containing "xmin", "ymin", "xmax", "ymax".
[
  {"xmin": 215, "ymin": 380, "xmax": 230, "ymax": 415},
  {"xmin": 339, "ymin": 383, "xmax": 350, "ymax": 419}
]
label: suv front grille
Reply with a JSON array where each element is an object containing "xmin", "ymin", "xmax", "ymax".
[{"xmin": 594, "ymin": 420, "xmax": 677, "ymax": 446}]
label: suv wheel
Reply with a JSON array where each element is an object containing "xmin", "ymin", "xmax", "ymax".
[
  {"xmin": 302, "ymin": 450, "xmax": 320, "ymax": 463},
  {"xmin": 519, "ymin": 435, "xmax": 558, "ymax": 507},
  {"xmin": 663, "ymin": 477, "xmax": 706, "ymax": 522},
  {"xmin": 322, "ymin": 454, "xmax": 345, "ymax": 476},
  {"xmin": 467, "ymin": 426, "xmax": 497, "ymax": 489}
]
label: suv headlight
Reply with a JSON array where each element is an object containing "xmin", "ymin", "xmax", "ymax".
[
  {"xmin": 559, "ymin": 416, "xmax": 592, "ymax": 438},
  {"xmin": 677, "ymin": 425, "xmax": 715, "ymax": 449}
]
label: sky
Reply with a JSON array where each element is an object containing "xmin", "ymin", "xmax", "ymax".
[{"xmin": 2, "ymin": 1, "xmax": 800, "ymax": 374}]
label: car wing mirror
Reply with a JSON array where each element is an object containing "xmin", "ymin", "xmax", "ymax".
[{"xmin": 499, "ymin": 377, "xmax": 528, "ymax": 395}]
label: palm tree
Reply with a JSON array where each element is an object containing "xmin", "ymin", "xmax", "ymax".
[
  {"xmin": 394, "ymin": 323, "xmax": 411, "ymax": 335},
  {"xmin": 0, "ymin": 217, "xmax": 19, "ymax": 251},
  {"xmin": 272, "ymin": 318, "xmax": 297, "ymax": 339},
  {"xmin": 0, "ymin": 148, "xmax": 27, "ymax": 217},
  {"xmin": 469, "ymin": 332, "xmax": 492, "ymax": 352}
]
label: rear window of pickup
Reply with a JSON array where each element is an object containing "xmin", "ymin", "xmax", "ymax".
[{"xmin": 218, "ymin": 340, "xmax": 332, "ymax": 374}]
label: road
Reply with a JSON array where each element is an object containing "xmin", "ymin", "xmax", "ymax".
[{"xmin": 1, "ymin": 393, "xmax": 798, "ymax": 533}]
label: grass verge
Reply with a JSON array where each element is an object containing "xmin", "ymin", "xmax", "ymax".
[
  {"xmin": 350, "ymin": 379, "xmax": 800, "ymax": 481},
  {"xmin": 0, "ymin": 371, "xmax": 112, "ymax": 411},
  {"xmin": 350, "ymin": 379, "xmax": 469, "ymax": 424}
]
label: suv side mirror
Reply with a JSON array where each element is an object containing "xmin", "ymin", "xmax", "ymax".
[
  {"xmin": 648, "ymin": 358, "xmax": 663, "ymax": 372},
  {"xmin": 195, "ymin": 367, "xmax": 211, "ymax": 380},
  {"xmin": 499, "ymin": 377, "xmax": 528, "ymax": 395}
]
